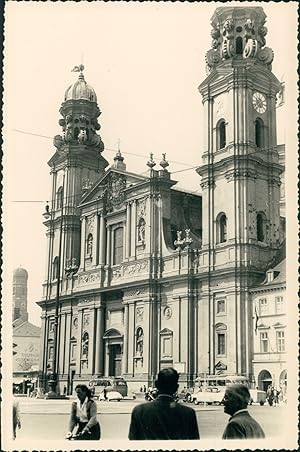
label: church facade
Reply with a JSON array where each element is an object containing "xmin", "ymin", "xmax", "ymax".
[{"xmin": 37, "ymin": 6, "xmax": 286, "ymax": 394}]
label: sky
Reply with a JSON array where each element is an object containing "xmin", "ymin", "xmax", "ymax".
[{"xmin": 3, "ymin": 1, "xmax": 298, "ymax": 326}]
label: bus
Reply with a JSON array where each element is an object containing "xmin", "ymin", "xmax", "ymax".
[
  {"xmin": 195, "ymin": 374, "xmax": 248, "ymax": 389},
  {"xmin": 194, "ymin": 375, "xmax": 266, "ymax": 405}
]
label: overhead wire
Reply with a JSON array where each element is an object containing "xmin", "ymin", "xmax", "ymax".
[{"xmin": 12, "ymin": 128, "xmax": 197, "ymax": 168}]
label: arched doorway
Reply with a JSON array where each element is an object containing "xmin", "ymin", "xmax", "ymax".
[
  {"xmin": 258, "ymin": 369, "xmax": 272, "ymax": 392},
  {"xmin": 279, "ymin": 369, "xmax": 287, "ymax": 396},
  {"xmin": 103, "ymin": 328, "xmax": 123, "ymax": 377}
]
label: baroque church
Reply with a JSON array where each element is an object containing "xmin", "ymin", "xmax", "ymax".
[{"xmin": 38, "ymin": 6, "xmax": 286, "ymax": 394}]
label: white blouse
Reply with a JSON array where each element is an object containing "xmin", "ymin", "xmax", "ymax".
[{"xmin": 76, "ymin": 397, "xmax": 89, "ymax": 422}]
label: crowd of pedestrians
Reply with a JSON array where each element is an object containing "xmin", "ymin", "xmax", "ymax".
[{"xmin": 14, "ymin": 367, "xmax": 282, "ymax": 441}]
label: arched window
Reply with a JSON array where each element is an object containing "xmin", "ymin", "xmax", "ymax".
[
  {"xmin": 136, "ymin": 327, "xmax": 144, "ymax": 356},
  {"xmin": 217, "ymin": 213, "xmax": 227, "ymax": 243},
  {"xmin": 86, "ymin": 233, "xmax": 93, "ymax": 256},
  {"xmin": 113, "ymin": 227, "xmax": 124, "ymax": 265},
  {"xmin": 52, "ymin": 256, "xmax": 59, "ymax": 280},
  {"xmin": 257, "ymin": 213, "xmax": 265, "ymax": 242},
  {"xmin": 82, "ymin": 331, "xmax": 89, "ymax": 358},
  {"xmin": 236, "ymin": 37, "xmax": 243, "ymax": 54},
  {"xmin": 56, "ymin": 186, "xmax": 63, "ymax": 209},
  {"xmin": 217, "ymin": 119, "xmax": 226, "ymax": 150},
  {"xmin": 255, "ymin": 118, "xmax": 264, "ymax": 148}
]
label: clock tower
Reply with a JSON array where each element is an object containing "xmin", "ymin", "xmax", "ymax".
[{"xmin": 197, "ymin": 7, "xmax": 283, "ymax": 376}]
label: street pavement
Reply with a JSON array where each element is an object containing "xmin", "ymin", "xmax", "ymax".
[{"xmin": 12, "ymin": 396, "xmax": 288, "ymax": 443}]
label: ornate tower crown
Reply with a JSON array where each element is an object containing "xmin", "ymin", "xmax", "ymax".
[
  {"xmin": 53, "ymin": 65, "xmax": 104, "ymax": 153},
  {"xmin": 205, "ymin": 7, "xmax": 274, "ymax": 73}
]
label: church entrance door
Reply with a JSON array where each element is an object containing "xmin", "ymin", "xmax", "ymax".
[{"xmin": 109, "ymin": 344, "xmax": 122, "ymax": 376}]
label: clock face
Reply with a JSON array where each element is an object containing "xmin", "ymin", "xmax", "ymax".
[{"xmin": 252, "ymin": 92, "xmax": 267, "ymax": 114}]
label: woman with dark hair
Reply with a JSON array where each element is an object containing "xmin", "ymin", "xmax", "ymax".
[{"xmin": 66, "ymin": 384, "xmax": 101, "ymax": 440}]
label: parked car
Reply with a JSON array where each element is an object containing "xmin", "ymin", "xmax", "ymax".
[
  {"xmin": 249, "ymin": 389, "xmax": 267, "ymax": 405},
  {"xmin": 98, "ymin": 390, "xmax": 123, "ymax": 401},
  {"xmin": 89, "ymin": 376, "xmax": 128, "ymax": 400},
  {"xmin": 192, "ymin": 387, "xmax": 225, "ymax": 405}
]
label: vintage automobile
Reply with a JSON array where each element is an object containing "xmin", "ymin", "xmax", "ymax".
[
  {"xmin": 249, "ymin": 389, "xmax": 267, "ymax": 405},
  {"xmin": 192, "ymin": 387, "xmax": 225, "ymax": 405},
  {"xmin": 89, "ymin": 376, "xmax": 128, "ymax": 401},
  {"xmin": 98, "ymin": 390, "xmax": 123, "ymax": 401}
]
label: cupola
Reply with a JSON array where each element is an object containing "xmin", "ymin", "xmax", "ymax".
[
  {"xmin": 64, "ymin": 68, "xmax": 97, "ymax": 102},
  {"xmin": 53, "ymin": 65, "xmax": 104, "ymax": 153}
]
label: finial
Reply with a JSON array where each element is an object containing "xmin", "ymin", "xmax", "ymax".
[
  {"xmin": 114, "ymin": 149, "xmax": 124, "ymax": 162},
  {"xmin": 160, "ymin": 153, "xmax": 169, "ymax": 170},
  {"xmin": 71, "ymin": 64, "xmax": 85, "ymax": 80},
  {"xmin": 147, "ymin": 153, "xmax": 156, "ymax": 169}
]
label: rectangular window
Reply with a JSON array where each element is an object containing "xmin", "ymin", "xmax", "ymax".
[
  {"xmin": 161, "ymin": 336, "xmax": 173, "ymax": 357},
  {"xmin": 71, "ymin": 343, "xmax": 77, "ymax": 361},
  {"xmin": 49, "ymin": 321, "xmax": 54, "ymax": 332},
  {"xmin": 260, "ymin": 332, "xmax": 269, "ymax": 353},
  {"xmin": 217, "ymin": 333, "xmax": 226, "ymax": 355},
  {"xmin": 276, "ymin": 331, "xmax": 285, "ymax": 352},
  {"xmin": 259, "ymin": 298, "xmax": 268, "ymax": 315},
  {"xmin": 275, "ymin": 296, "xmax": 284, "ymax": 314},
  {"xmin": 217, "ymin": 299, "xmax": 225, "ymax": 314},
  {"xmin": 113, "ymin": 227, "xmax": 124, "ymax": 265}
]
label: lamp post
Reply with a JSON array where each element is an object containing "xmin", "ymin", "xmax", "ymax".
[{"xmin": 43, "ymin": 174, "xmax": 67, "ymax": 399}]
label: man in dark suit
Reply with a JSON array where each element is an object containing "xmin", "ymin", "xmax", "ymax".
[
  {"xmin": 128, "ymin": 368, "xmax": 200, "ymax": 440},
  {"xmin": 222, "ymin": 384, "xmax": 265, "ymax": 439}
]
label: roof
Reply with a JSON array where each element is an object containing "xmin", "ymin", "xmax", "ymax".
[
  {"xmin": 13, "ymin": 320, "xmax": 41, "ymax": 337},
  {"xmin": 13, "ymin": 267, "xmax": 28, "ymax": 278}
]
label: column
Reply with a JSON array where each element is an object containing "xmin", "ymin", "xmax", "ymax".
[
  {"xmin": 94, "ymin": 305, "xmax": 105, "ymax": 375},
  {"xmin": 127, "ymin": 303, "xmax": 135, "ymax": 375},
  {"xmin": 122, "ymin": 303, "xmax": 129, "ymax": 374},
  {"xmin": 130, "ymin": 201, "xmax": 137, "ymax": 259},
  {"xmin": 99, "ymin": 213, "xmax": 106, "ymax": 265},
  {"xmin": 144, "ymin": 196, "xmax": 150, "ymax": 254},
  {"xmin": 58, "ymin": 311, "xmax": 66, "ymax": 377},
  {"xmin": 106, "ymin": 225, "xmax": 111, "ymax": 266},
  {"xmin": 76, "ymin": 308, "xmax": 84, "ymax": 376},
  {"xmin": 125, "ymin": 203, "xmax": 131, "ymax": 259},
  {"xmin": 93, "ymin": 214, "xmax": 99, "ymax": 265},
  {"xmin": 79, "ymin": 217, "xmax": 86, "ymax": 271}
]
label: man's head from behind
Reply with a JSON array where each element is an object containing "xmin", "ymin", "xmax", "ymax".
[
  {"xmin": 155, "ymin": 368, "xmax": 179, "ymax": 395},
  {"xmin": 223, "ymin": 384, "xmax": 250, "ymax": 416}
]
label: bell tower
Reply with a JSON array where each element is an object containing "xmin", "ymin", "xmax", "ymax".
[
  {"xmin": 44, "ymin": 65, "xmax": 108, "ymax": 281},
  {"xmin": 197, "ymin": 7, "xmax": 283, "ymax": 376}
]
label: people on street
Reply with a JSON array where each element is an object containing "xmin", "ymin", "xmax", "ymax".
[
  {"xmin": 66, "ymin": 384, "xmax": 101, "ymax": 440},
  {"xmin": 128, "ymin": 367, "xmax": 200, "ymax": 440},
  {"xmin": 267, "ymin": 385, "xmax": 274, "ymax": 406},
  {"xmin": 222, "ymin": 384, "xmax": 265, "ymax": 439},
  {"xmin": 13, "ymin": 398, "xmax": 21, "ymax": 440}
]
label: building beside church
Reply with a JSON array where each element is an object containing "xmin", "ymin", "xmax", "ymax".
[
  {"xmin": 38, "ymin": 6, "xmax": 287, "ymax": 395},
  {"xmin": 12, "ymin": 267, "xmax": 41, "ymax": 393}
]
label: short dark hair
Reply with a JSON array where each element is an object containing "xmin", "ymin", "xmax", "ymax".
[
  {"xmin": 155, "ymin": 368, "xmax": 179, "ymax": 394},
  {"xmin": 226, "ymin": 384, "xmax": 250, "ymax": 408},
  {"xmin": 75, "ymin": 384, "xmax": 92, "ymax": 399}
]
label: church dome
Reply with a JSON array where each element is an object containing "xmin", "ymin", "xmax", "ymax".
[
  {"xmin": 64, "ymin": 73, "xmax": 97, "ymax": 103},
  {"xmin": 13, "ymin": 267, "xmax": 28, "ymax": 278}
]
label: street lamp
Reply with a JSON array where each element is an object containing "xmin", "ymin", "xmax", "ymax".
[{"xmin": 43, "ymin": 175, "xmax": 67, "ymax": 399}]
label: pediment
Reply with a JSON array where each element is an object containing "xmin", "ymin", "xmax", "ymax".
[
  {"xmin": 13, "ymin": 321, "xmax": 41, "ymax": 337},
  {"xmin": 199, "ymin": 66, "xmax": 232, "ymax": 91},
  {"xmin": 160, "ymin": 328, "xmax": 173, "ymax": 335},
  {"xmin": 103, "ymin": 328, "xmax": 122, "ymax": 339},
  {"xmin": 79, "ymin": 168, "xmax": 148, "ymax": 207},
  {"xmin": 215, "ymin": 360, "xmax": 227, "ymax": 371}
]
